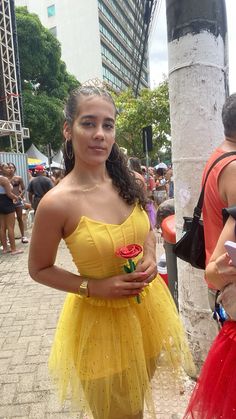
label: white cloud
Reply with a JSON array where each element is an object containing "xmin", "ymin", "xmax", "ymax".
[{"xmin": 149, "ymin": 0, "xmax": 236, "ymax": 93}]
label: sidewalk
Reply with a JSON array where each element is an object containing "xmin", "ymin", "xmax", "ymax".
[{"xmin": 0, "ymin": 234, "xmax": 194, "ymax": 419}]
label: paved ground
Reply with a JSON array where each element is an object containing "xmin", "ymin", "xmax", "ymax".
[{"xmin": 0, "ymin": 231, "xmax": 195, "ymax": 419}]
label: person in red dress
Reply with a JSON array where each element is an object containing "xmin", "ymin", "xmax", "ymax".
[{"xmin": 184, "ymin": 211, "xmax": 236, "ymax": 419}]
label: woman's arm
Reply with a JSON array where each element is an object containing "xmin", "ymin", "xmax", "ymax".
[
  {"xmin": 19, "ymin": 176, "xmax": 25, "ymax": 198},
  {"xmin": 206, "ymin": 215, "xmax": 236, "ymax": 289},
  {"xmin": 135, "ymin": 229, "xmax": 157, "ymax": 282},
  {"xmin": 0, "ymin": 176, "xmax": 18, "ymax": 201}
]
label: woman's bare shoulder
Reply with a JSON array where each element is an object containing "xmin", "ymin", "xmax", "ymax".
[
  {"xmin": 38, "ymin": 176, "xmax": 81, "ymax": 217},
  {"xmin": 39, "ymin": 180, "xmax": 71, "ymax": 210},
  {"xmin": 0, "ymin": 175, "xmax": 9, "ymax": 185},
  {"xmin": 37, "ymin": 178, "xmax": 83, "ymax": 237}
]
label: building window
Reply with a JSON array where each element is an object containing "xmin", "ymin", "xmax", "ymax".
[
  {"xmin": 99, "ymin": 22, "xmax": 132, "ymax": 65},
  {"xmin": 47, "ymin": 4, "xmax": 55, "ymax": 17},
  {"xmin": 49, "ymin": 26, "xmax": 57, "ymax": 37},
  {"xmin": 102, "ymin": 65, "xmax": 126, "ymax": 90},
  {"xmin": 101, "ymin": 43, "xmax": 130, "ymax": 80}
]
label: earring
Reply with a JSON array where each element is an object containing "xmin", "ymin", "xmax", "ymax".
[{"xmin": 65, "ymin": 139, "xmax": 74, "ymax": 160}]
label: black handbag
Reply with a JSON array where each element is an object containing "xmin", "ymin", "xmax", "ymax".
[{"xmin": 174, "ymin": 152, "xmax": 236, "ymax": 269}]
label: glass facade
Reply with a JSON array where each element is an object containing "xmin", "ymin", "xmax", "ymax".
[{"xmin": 98, "ymin": 0, "xmax": 149, "ymax": 92}]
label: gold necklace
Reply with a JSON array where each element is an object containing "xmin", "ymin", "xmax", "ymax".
[{"xmin": 77, "ymin": 183, "xmax": 100, "ymax": 192}]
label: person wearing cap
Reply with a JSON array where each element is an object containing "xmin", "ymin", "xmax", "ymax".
[{"xmin": 27, "ymin": 165, "xmax": 53, "ymax": 213}]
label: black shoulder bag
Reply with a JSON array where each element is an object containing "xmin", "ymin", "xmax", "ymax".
[{"xmin": 174, "ymin": 152, "xmax": 236, "ymax": 269}]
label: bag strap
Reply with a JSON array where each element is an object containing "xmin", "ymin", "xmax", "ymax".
[
  {"xmin": 222, "ymin": 206, "xmax": 236, "ymax": 224},
  {"xmin": 222, "ymin": 206, "xmax": 236, "ymax": 240},
  {"xmin": 193, "ymin": 152, "xmax": 236, "ymax": 219}
]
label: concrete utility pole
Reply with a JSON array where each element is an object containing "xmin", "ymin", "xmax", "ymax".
[{"xmin": 166, "ymin": 0, "xmax": 228, "ymax": 366}]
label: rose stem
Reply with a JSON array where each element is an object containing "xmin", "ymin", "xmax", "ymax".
[
  {"xmin": 128, "ymin": 259, "xmax": 141, "ymax": 304},
  {"xmin": 128, "ymin": 259, "xmax": 133, "ymax": 272}
]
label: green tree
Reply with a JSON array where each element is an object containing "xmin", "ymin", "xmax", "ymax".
[
  {"xmin": 15, "ymin": 7, "xmax": 80, "ymax": 151},
  {"xmin": 22, "ymin": 90, "xmax": 63, "ymax": 151},
  {"xmin": 113, "ymin": 80, "xmax": 171, "ymax": 163}
]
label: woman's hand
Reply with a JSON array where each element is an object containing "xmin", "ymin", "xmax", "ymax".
[
  {"xmin": 215, "ymin": 252, "xmax": 236, "ymax": 279},
  {"xmin": 135, "ymin": 255, "xmax": 157, "ymax": 284},
  {"xmin": 134, "ymin": 229, "xmax": 157, "ymax": 284},
  {"xmin": 205, "ymin": 216, "xmax": 236, "ymax": 290},
  {"xmin": 89, "ymin": 271, "xmax": 149, "ymax": 299},
  {"xmin": 206, "ymin": 252, "xmax": 236, "ymax": 290}
]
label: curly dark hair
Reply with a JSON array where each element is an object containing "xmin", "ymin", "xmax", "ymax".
[
  {"xmin": 128, "ymin": 157, "xmax": 142, "ymax": 175},
  {"xmin": 63, "ymin": 86, "xmax": 147, "ymax": 208}
]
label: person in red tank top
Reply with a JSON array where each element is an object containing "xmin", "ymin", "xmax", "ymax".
[
  {"xmin": 184, "ymin": 93, "xmax": 236, "ymax": 419},
  {"xmin": 202, "ymin": 93, "xmax": 236, "ymax": 311}
]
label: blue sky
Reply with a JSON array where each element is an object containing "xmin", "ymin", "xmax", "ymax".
[{"xmin": 149, "ymin": 0, "xmax": 236, "ymax": 93}]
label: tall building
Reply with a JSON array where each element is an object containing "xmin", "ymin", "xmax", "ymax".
[{"xmin": 14, "ymin": 0, "xmax": 154, "ymax": 92}]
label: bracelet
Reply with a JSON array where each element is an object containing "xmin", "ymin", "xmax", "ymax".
[{"xmin": 78, "ymin": 279, "xmax": 89, "ymax": 297}]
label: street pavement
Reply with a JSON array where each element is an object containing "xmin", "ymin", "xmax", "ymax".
[{"xmin": 0, "ymin": 232, "xmax": 195, "ymax": 419}]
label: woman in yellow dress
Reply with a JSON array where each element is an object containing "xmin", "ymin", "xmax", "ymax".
[{"xmin": 28, "ymin": 86, "xmax": 194, "ymax": 419}]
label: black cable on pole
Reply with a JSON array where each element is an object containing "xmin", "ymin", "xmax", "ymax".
[
  {"xmin": 134, "ymin": 0, "xmax": 158, "ymax": 97},
  {"xmin": 129, "ymin": 1, "xmax": 145, "ymax": 89}
]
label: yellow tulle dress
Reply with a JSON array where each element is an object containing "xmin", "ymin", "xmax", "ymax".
[{"xmin": 49, "ymin": 204, "xmax": 195, "ymax": 419}]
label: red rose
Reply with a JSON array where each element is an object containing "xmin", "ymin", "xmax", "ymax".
[
  {"xmin": 115, "ymin": 244, "xmax": 143, "ymax": 304},
  {"xmin": 115, "ymin": 244, "xmax": 143, "ymax": 259}
]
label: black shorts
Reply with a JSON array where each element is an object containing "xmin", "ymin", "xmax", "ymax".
[{"xmin": 0, "ymin": 195, "xmax": 15, "ymax": 215}]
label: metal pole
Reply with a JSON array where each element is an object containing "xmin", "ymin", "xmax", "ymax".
[
  {"xmin": 144, "ymin": 132, "xmax": 149, "ymax": 181},
  {"xmin": 47, "ymin": 143, "xmax": 52, "ymax": 175}
]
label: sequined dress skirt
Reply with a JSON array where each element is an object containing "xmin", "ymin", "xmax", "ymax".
[{"xmin": 49, "ymin": 276, "xmax": 195, "ymax": 419}]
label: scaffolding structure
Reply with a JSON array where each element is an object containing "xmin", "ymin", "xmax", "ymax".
[{"xmin": 0, "ymin": 0, "xmax": 29, "ymax": 153}]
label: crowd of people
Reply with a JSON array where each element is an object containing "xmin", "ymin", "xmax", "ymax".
[
  {"xmin": 130, "ymin": 159, "xmax": 174, "ymax": 205},
  {"xmin": 0, "ymin": 162, "xmax": 64, "ymax": 254},
  {"xmin": 2, "ymin": 86, "xmax": 236, "ymax": 418}
]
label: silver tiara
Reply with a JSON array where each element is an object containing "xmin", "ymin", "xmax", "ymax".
[
  {"xmin": 81, "ymin": 78, "xmax": 106, "ymax": 88},
  {"xmin": 81, "ymin": 78, "xmax": 117, "ymax": 92}
]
